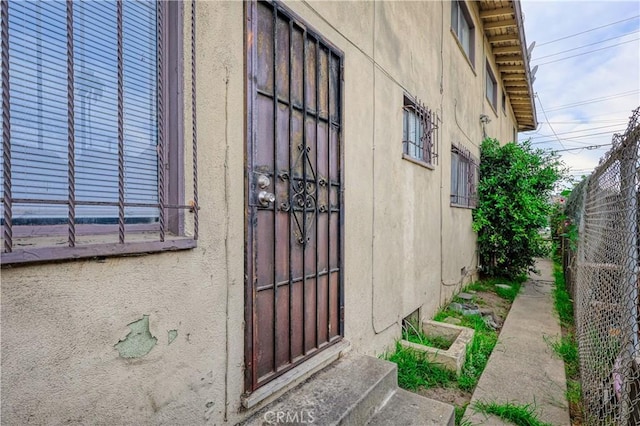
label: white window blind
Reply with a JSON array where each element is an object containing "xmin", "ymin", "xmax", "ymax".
[
  {"xmin": 452, "ymin": 1, "xmax": 473, "ymax": 60},
  {"xmin": 403, "ymin": 107, "xmax": 424, "ymax": 161},
  {"xmin": 451, "ymin": 144, "xmax": 478, "ymax": 207},
  {"xmin": 3, "ymin": 0, "xmax": 159, "ymax": 225},
  {"xmin": 486, "ymin": 63, "xmax": 497, "ymax": 109}
]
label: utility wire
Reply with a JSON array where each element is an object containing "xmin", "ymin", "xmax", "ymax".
[
  {"xmin": 536, "ymin": 38, "xmax": 639, "ymax": 66},
  {"xmin": 544, "ymin": 109, "xmax": 640, "ymax": 120},
  {"xmin": 534, "ymin": 123, "xmax": 626, "ymax": 138},
  {"xmin": 540, "ymin": 120, "xmax": 627, "ymax": 124},
  {"xmin": 530, "ymin": 129, "xmax": 626, "ymax": 145},
  {"xmin": 537, "ymin": 15, "xmax": 640, "ymax": 46},
  {"xmin": 569, "ymin": 168, "xmax": 598, "ymax": 172},
  {"xmin": 544, "ymin": 90, "xmax": 639, "ymax": 112},
  {"xmin": 551, "ymin": 143, "xmax": 612, "ymax": 153},
  {"xmin": 535, "ymin": 94, "xmax": 566, "ymax": 149},
  {"xmin": 534, "ymin": 29, "xmax": 639, "ymax": 60}
]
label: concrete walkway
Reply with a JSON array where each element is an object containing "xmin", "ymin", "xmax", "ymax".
[{"xmin": 464, "ymin": 258, "xmax": 571, "ymax": 425}]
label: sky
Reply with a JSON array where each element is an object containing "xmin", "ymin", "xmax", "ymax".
[{"xmin": 519, "ymin": 0, "xmax": 640, "ymax": 186}]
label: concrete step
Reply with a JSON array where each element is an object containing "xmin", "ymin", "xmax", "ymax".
[
  {"xmin": 242, "ymin": 353, "xmax": 456, "ymax": 426},
  {"xmin": 367, "ymin": 389, "xmax": 455, "ymax": 426},
  {"xmin": 242, "ymin": 353, "xmax": 397, "ymax": 425}
]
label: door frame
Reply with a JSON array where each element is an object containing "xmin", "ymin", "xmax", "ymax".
[{"xmin": 243, "ymin": 0, "xmax": 346, "ymax": 393}]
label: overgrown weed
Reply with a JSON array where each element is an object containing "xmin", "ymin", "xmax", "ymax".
[
  {"xmin": 384, "ymin": 277, "xmax": 524, "ymax": 424},
  {"xmin": 401, "ymin": 318, "xmax": 453, "ymax": 350},
  {"xmin": 553, "ymin": 263, "xmax": 574, "ymax": 328},
  {"xmin": 551, "ymin": 260, "xmax": 583, "ymax": 423},
  {"xmin": 472, "ymin": 401, "xmax": 552, "ymax": 426},
  {"xmin": 384, "ymin": 343, "xmax": 455, "ymax": 390}
]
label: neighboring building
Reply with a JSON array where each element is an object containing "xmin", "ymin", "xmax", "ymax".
[{"xmin": 0, "ymin": 0, "xmax": 536, "ymax": 424}]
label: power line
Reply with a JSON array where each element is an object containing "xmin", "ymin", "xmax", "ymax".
[
  {"xmin": 534, "ymin": 29, "xmax": 639, "ymax": 60},
  {"xmin": 537, "ymin": 15, "xmax": 640, "ymax": 46},
  {"xmin": 533, "ymin": 123, "xmax": 626, "ymax": 138},
  {"xmin": 568, "ymin": 168, "xmax": 598, "ymax": 172},
  {"xmin": 551, "ymin": 143, "xmax": 612, "ymax": 153},
  {"xmin": 534, "ymin": 94, "xmax": 566, "ymax": 149},
  {"xmin": 536, "ymin": 37, "xmax": 640, "ymax": 66},
  {"xmin": 539, "ymin": 120, "xmax": 627, "ymax": 124},
  {"xmin": 544, "ymin": 90, "xmax": 640, "ymax": 112},
  {"xmin": 549, "ymin": 110, "xmax": 640, "ymax": 120},
  {"xmin": 531, "ymin": 130, "xmax": 625, "ymax": 144},
  {"xmin": 530, "ymin": 129, "xmax": 626, "ymax": 145}
]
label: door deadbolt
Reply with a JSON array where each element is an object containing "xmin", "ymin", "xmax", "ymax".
[
  {"xmin": 258, "ymin": 191, "xmax": 276, "ymax": 206},
  {"xmin": 257, "ymin": 174, "xmax": 271, "ymax": 189}
]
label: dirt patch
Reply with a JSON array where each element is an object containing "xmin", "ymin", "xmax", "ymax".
[
  {"xmin": 418, "ymin": 386, "xmax": 471, "ymax": 408},
  {"xmin": 473, "ymin": 290, "xmax": 510, "ymax": 323}
]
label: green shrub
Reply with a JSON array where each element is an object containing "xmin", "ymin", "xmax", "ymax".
[{"xmin": 473, "ymin": 138, "xmax": 566, "ymax": 279}]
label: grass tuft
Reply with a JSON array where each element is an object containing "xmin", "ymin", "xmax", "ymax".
[
  {"xmin": 548, "ymin": 333, "xmax": 579, "ymax": 377},
  {"xmin": 552, "ymin": 259, "xmax": 583, "ymax": 422},
  {"xmin": 566, "ymin": 379, "xmax": 581, "ymax": 405},
  {"xmin": 402, "ymin": 319, "xmax": 453, "ymax": 349},
  {"xmin": 458, "ymin": 324, "xmax": 497, "ymax": 391},
  {"xmin": 464, "ymin": 277, "xmax": 523, "ymax": 302},
  {"xmin": 454, "ymin": 404, "xmax": 469, "ymax": 425},
  {"xmin": 552, "ymin": 263, "xmax": 574, "ymax": 328},
  {"xmin": 473, "ymin": 401, "xmax": 552, "ymax": 426},
  {"xmin": 494, "ymin": 283, "xmax": 521, "ymax": 302},
  {"xmin": 384, "ymin": 342, "xmax": 456, "ymax": 390}
]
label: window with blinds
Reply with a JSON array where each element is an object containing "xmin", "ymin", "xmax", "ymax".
[
  {"xmin": 486, "ymin": 61, "xmax": 498, "ymax": 111},
  {"xmin": 451, "ymin": 0, "xmax": 475, "ymax": 65},
  {"xmin": 450, "ymin": 143, "xmax": 478, "ymax": 208},
  {"xmin": 402, "ymin": 94, "xmax": 439, "ymax": 167},
  {"xmin": 5, "ymin": 1, "xmax": 158, "ymax": 224},
  {"xmin": 1, "ymin": 0, "xmax": 199, "ymax": 264}
]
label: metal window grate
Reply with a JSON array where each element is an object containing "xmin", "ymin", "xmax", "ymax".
[
  {"xmin": 450, "ymin": 143, "xmax": 478, "ymax": 208},
  {"xmin": 403, "ymin": 96, "xmax": 439, "ymax": 166},
  {"xmin": 1, "ymin": 0, "xmax": 12, "ymax": 254},
  {"xmin": 0, "ymin": 0, "xmax": 199, "ymax": 264}
]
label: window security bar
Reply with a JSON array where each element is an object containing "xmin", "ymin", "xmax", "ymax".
[{"xmin": 1, "ymin": 0, "xmax": 199, "ymax": 262}]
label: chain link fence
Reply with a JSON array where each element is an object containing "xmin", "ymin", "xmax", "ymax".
[
  {"xmin": 563, "ymin": 107, "xmax": 640, "ymax": 425},
  {"xmin": 561, "ymin": 177, "xmax": 588, "ymax": 297}
]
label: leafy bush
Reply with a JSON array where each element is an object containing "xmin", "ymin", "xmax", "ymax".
[{"xmin": 473, "ymin": 138, "xmax": 565, "ymax": 279}]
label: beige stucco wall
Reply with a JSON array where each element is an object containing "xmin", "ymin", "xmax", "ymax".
[
  {"xmin": 1, "ymin": 2, "xmax": 247, "ymax": 424},
  {"xmin": 1, "ymin": 1, "xmax": 526, "ymax": 424}
]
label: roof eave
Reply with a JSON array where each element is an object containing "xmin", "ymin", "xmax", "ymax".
[
  {"xmin": 480, "ymin": 0, "xmax": 538, "ymax": 132},
  {"xmin": 512, "ymin": 0, "xmax": 538, "ymax": 131}
]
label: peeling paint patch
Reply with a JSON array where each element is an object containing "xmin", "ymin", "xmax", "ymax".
[
  {"xmin": 168, "ymin": 329, "xmax": 178, "ymax": 345},
  {"xmin": 115, "ymin": 315, "xmax": 157, "ymax": 358}
]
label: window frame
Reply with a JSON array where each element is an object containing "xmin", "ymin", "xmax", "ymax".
[
  {"xmin": 1, "ymin": 1, "xmax": 198, "ymax": 265},
  {"xmin": 485, "ymin": 60, "xmax": 498, "ymax": 112},
  {"xmin": 450, "ymin": 143, "xmax": 478, "ymax": 209},
  {"xmin": 451, "ymin": 0, "xmax": 475, "ymax": 66},
  {"xmin": 402, "ymin": 94, "xmax": 439, "ymax": 169}
]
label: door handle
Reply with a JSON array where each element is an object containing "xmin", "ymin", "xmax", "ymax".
[{"xmin": 258, "ymin": 190, "xmax": 276, "ymax": 206}]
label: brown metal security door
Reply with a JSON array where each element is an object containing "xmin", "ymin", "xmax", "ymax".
[{"xmin": 245, "ymin": 1, "xmax": 344, "ymax": 392}]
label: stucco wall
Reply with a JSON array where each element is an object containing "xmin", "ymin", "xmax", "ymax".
[
  {"xmin": 1, "ymin": 2, "xmax": 246, "ymax": 424},
  {"xmin": 1, "ymin": 1, "xmax": 526, "ymax": 424}
]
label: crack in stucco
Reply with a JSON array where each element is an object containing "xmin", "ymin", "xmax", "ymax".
[{"xmin": 115, "ymin": 315, "xmax": 157, "ymax": 358}]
